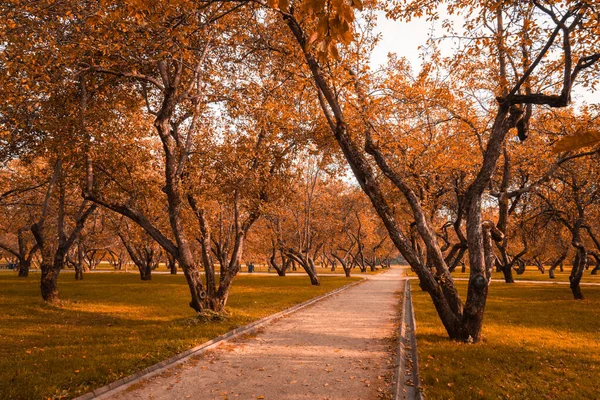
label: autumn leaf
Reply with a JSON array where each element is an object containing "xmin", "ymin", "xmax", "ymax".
[{"xmin": 552, "ymin": 130, "xmax": 600, "ymax": 153}]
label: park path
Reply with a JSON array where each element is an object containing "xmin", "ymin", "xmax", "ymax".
[{"xmin": 102, "ymin": 268, "xmax": 406, "ymax": 400}]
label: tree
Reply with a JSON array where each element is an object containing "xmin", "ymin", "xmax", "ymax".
[
  {"xmin": 118, "ymin": 221, "xmax": 161, "ymax": 281},
  {"xmin": 0, "ymin": 166, "xmax": 40, "ymax": 277},
  {"xmin": 31, "ymin": 159, "xmax": 97, "ymax": 301},
  {"xmin": 537, "ymin": 153, "xmax": 600, "ymax": 299}
]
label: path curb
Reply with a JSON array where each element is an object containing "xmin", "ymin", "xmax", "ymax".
[
  {"xmin": 395, "ymin": 279, "xmax": 424, "ymax": 400},
  {"xmin": 74, "ymin": 278, "xmax": 366, "ymax": 400}
]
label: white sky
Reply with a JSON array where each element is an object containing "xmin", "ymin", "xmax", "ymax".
[{"xmin": 369, "ymin": 11, "xmax": 599, "ymax": 106}]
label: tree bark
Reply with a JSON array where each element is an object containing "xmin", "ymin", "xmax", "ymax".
[
  {"xmin": 286, "ymin": 248, "xmax": 320, "ymax": 285},
  {"xmin": 533, "ymin": 257, "xmax": 545, "ymax": 273},
  {"xmin": 515, "ymin": 259, "xmax": 525, "ymax": 275},
  {"xmin": 570, "ymin": 248, "xmax": 586, "ymax": 299},
  {"xmin": 549, "ymin": 250, "xmax": 568, "ymax": 279},
  {"xmin": 139, "ymin": 264, "xmax": 152, "ymax": 280},
  {"xmin": 570, "ymin": 224, "xmax": 586, "ymax": 300},
  {"xmin": 332, "ymin": 253, "xmax": 352, "ymax": 278},
  {"xmin": 167, "ymin": 253, "xmax": 178, "ymax": 275},
  {"xmin": 591, "ymin": 260, "xmax": 600, "ymax": 275},
  {"xmin": 501, "ymin": 262, "xmax": 514, "ymax": 283},
  {"xmin": 40, "ymin": 263, "xmax": 60, "ymax": 302},
  {"xmin": 268, "ymin": 239, "xmax": 287, "ymax": 276},
  {"xmin": 18, "ymin": 259, "xmax": 31, "ymax": 277}
]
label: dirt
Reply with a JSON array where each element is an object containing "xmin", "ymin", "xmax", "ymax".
[{"xmin": 103, "ymin": 268, "xmax": 406, "ymax": 400}]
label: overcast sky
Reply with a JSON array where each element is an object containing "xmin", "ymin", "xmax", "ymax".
[{"xmin": 369, "ymin": 11, "xmax": 599, "ymax": 106}]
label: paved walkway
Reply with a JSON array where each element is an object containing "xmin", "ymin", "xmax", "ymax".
[{"xmin": 102, "ymin": 268, "xmax": 406, "ymax": 400}]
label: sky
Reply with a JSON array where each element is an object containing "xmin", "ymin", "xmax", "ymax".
[{"xmin": 369, "ymin": 11, "xmax": 599, "ymax": 106}]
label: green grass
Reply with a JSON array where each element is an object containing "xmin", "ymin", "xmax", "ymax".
[
  {"xmin": 0, "ymin": 273, "xmax": 358, "ymax": 400},
  {"xmin": 449, "ymin": 267, "xmax": 600, "ymax": 283},
  {"xmin": 410, "ymin": 279, "xmax": 600, "ymax": 399}
]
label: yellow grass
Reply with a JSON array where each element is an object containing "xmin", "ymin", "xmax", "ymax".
[{"xmin": 409, "ymin": 276, "xmax": 600, "ymax": 399}]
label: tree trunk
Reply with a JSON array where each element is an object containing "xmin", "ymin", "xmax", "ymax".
[
  {"xmin": 482, "ymin": 221, "xmax": 503, "ymax": 284},
  {"xmin": 18, "ymin": 259, "xmax": 31, "ymax": 277},
  {"xmin": 167, "ymin": 254, "xmax": 178, "ymax": 275},
  {"xmin": 269, "ymin": 259, "xmax": 286, "ymax": 276},
  {"xmin": 549, "ymin": 251, "xmax": 568, "ymax": 279},
  {"xmin": 570, "ymin": 247, "xmax": 586, "ymax": 300},
  {"xmin": 138, "ymin": 264, "xmax": 152, "ymax": 280},
  {"xmin": 502, "ymin": 263, "xmax": 515, "ymax": 283},
  {"xmin": 533, "ymin": 257, "xmax": 545, "ymax": 273},
  {"xmin": 515, "ymin": 259, "xmax": 525, "ymax": 275},
  {"xmin": 268, "ymin": 244, "xmax": 287, "ymax": 276},
  {"xmin": 332, "ymin": 253, "xmax": 351, "ymax": 278},
  {"xmin": 287, "ymin": 249, "xmax": 320, "ymax": 285},
  {"xmin": 74, "ymin": 265, "xmax": 84, "ymax": 280},
  {"xmin": 368, "ymin": 258, "xmax": 377, "ymax": 272},
  {"xmin": 178, "ymin": 266, "xmax": 206, "ymax": 312},
  {"xmin": 306, "ymin": 267, "xmax": 320, "ymax": 285},
  {"xmin": 40, "ymin": 263, "xmax": 60, "ymax": 303}
]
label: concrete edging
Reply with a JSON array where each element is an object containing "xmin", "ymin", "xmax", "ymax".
[
  {"xmin": 74, "ymin": 278, "xmax": 366, "ymax": 400},
  {"xmin": 395, "ymin": 279, "xmax": 424, "ymax": 400}
]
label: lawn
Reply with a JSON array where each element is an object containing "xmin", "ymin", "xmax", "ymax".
[
  {"xmin": 449, "ymin": 267, "xmax": 600, "ymax": 283},
  {"xmin": 410, "ymin": 279, "xmax": 600, "ymax": 400},
  {"xmin": 0, "ymin": 272, "xmax": 358, "ymax": 400}
]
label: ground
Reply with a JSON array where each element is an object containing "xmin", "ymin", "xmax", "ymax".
[
  {"xmin": 0, "ymin": 272, "xmax": 357, "ymax": 400},
  {"xmin": 410, "ymin": 277, "xmax": 600, "ymax": 400}
]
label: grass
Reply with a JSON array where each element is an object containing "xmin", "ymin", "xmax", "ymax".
[
  {"xmin": 449, "ymin": 267, "xmax": 600, "ymax": 283},
  {"xmin": 0, "ymin": 272, "xmax": 359, "ymax": 400},
  {"xmin": 409, "ymin": 277, "xmax": 600, "ymax": 399}
]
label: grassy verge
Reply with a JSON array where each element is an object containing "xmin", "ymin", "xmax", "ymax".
[
  {"xmin": 449, "ymin": 267, "xmax": 600, "ymax": 283},
  {"xmin": 410, "ymin": 280, "xmax": 600, "ymax": 399},
  {"xmin": 0, "ymin": 273, "xmax": 359, "ymax": 400}
]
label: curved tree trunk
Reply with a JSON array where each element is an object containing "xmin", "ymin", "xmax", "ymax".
[
  {"xmin": 501, "ymin": 263, "xmax": 514, "ymax": 283},
  {"xmin": 332, "ymin": 253, "xmax": 352, "ymax": 278},
  {"xmin": 566, "ymin": 218, "xmax": 587, "ymax": 299},
  {"xmin": 549, "ymin": 250, "xmax": 568, "ymax": 279},
  {"xmin": 286, "ymin": 248, "xmax": 320, "ymax": 285},
  {"xmin": 268, "ymin": 240, "xmax": 287, "ymax": 276},
  {"xmin": 570, "ymin": 248, "xmax": 586, "ymax": 299},
  {"xmin": 515, "ymin": 259, "xmax": 525, "ymax": 275},
  {"xmin": 533, "ymin": 257, "xmax": 545, "ymax": 273}
]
